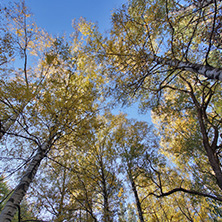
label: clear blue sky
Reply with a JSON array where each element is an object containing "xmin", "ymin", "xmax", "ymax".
[{"xmin": 26, "ymin": 0, "xmax": 127, "ymax": 34}]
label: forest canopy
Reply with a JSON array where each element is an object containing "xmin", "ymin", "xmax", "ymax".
[{"xmin": 0, "ymin": 0, "xmax": 222, "ymax": 221}]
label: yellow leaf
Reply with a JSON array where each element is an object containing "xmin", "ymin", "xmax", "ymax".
[{"xmin": 118, "ymin": 187, "xmax": 124, "ymax": 197}]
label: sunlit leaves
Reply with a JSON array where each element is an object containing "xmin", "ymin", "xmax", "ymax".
[{"xmin": 1, "ymin": 0, "xmax": 222, "ymax": 220}]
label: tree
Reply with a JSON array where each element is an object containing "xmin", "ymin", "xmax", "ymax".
[
  {"xmin": 0, "ymin": 3, "xmax": 105, "ymax": 220},
  {"xmin": 114, "ymin": 117, "xmax": 163, "ymax": 222},
  {"xmin": 1, "ymin": 0, "xmax": 222, "ymax": 220},
  {"xmin": 100, "ymin": 0, "xmax": 222, "ymax": 200},
  {"xmin": 104, "ymin": 0, "xmax": 222, "ymax": 84},
  {"xmin": 0, "ymin": 177, "xmax": 36, "ymax": 221},
  {"xmin": 27, "ymin": 113, "xmax": 126, "ymax": 222},
  {"xmin": 0, "ymin": 0, "xmax": 53, "ymax": 140},
  {"xmin": 137, "ymin": 156, "xmax": 222, "ymax": 221},
  {"xmin": 112, "ymin": 117, "xmax": 222, "ymax": 220},
  {"xmin": 0, "ymin": 24, "xmax": 101, "ymax": 222}
]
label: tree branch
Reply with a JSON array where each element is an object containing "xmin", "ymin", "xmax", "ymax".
[{"xmin": 150, "ymin": 187, "xmax": 222, "ymax": 202}]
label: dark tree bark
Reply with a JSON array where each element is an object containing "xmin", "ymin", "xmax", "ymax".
[{"xmin": 128, "ymin": 168, "xmax": 145, "ymax": 222}]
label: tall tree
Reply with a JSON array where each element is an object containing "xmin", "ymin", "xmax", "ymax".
[
  {"xmin": 104, "ymin": 0, "xmax": 222, "ymax": 83},
  {"xmin": 2, "ymin": 0, "xmax": 222, "ymax": 220},
  {"xmin": 0, "ymin": 31, "xmax": 100, "ymax": 221},
  {"xmin": 0, "ymin": 0, "xmax": 53, "ymax": 140},
  {"xmin": 101, "ymin": 0, "xmax": 222, "ymax": 199},
  {"xmin": 113, "ymin": 117, "xmax": 160, "ymax": 222},
  {"xmin": 29, "ymin": 113, "xmax": 125, "ymax": 222}
]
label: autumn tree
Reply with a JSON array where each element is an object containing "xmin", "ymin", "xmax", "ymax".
[
  {"xmin": 105, "ymin": 0, "xmax": 222, "ymax": 82},
  {"xmin": 98, "ymin": 0, "xmax": 222, "ymax": 200},
  {"xmin": 29, "ymin": 114, "xmax": 125, "ymax": 222},
  {"xmin": 1, "ymin": 0, "xmax": 222, "ymax": 220},
  {"xmin": 113, "ymin": 117, "xmax": 161, "ymax": 222},
  {"xmin": 0, "ymin": 0, "xmax": 54, "ymax": 140},
  {"xmin": 0, "ymin": 3, "xmax": 105, "ymax": 221},
  {"xmin": 111, "ymin": 117, "xmax": 222, "ymax": 220},
  {"xmin": 0, "ymin": 8, "xmax": 102, "ymax": 221}
]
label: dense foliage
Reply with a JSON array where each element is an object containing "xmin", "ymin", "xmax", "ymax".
[{"xmin": 0, "ymin": 0, "xmax": 222, "ymax": 221}]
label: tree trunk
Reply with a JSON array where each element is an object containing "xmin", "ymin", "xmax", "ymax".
[
  {"xmin": 57, "ymin": 168, "xmax": 67, "ymax": 218},
  {"xmin": 0, "ymin": 141, "xmax": 51, "ymax": 221},
  {"xmin": 144, "ymin": 54, "xmax": 222, "ymax": 80},
  {"xmin": 196, "ymin": 107, "xmax": 222, "ymax": 190},
  {"xmin": 128, "ymin": 169, "xmax": 145, "ymax": 222},
  {"xmin": 204, "ymin": 142, "xmax": 222, "ymax": 190},
  {"xmin": 100, "ymin": 159, "xmax": 112, "ymax": 222}
]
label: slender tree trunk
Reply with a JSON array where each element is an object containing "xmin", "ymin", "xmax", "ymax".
[
  {"xmin": 110, "ymin": 52, "xmax": 222, "ymax": 80},
  {"xmin": 0, "ymin": 141, "xmax": 51, "ymax": 221},
  {"xmin": 196, "ymin": 107, "xmax": 222, "ymax": 190},
  {"xmin": 103, "ymin": 189, "xmax": 111, "ymax": 222},
  {"xmin": 55, "ymin": 168, "xmax": 67, "ymax": 221},
  {"xmin": 128, "ymin": 169, "xmax": 145, "ymax": 222},
  {"xmin": 100, "ymin": 159, "xmax": 112, "ymax": 222},
  {"xmin": 144, "ymin": 54, "xmax": 222, "ymax": 80},
  {"xmin": 203, "ymin": 139, "xmax": 222, "ymax": 190},
  {"xmin": 180, "ymin": 75, "xmax": 222, "ymax": 191}
]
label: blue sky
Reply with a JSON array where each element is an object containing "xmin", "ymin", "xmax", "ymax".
[{"xmin": 26, "ymin": 0, "xmax": 126, "ymax": 34}]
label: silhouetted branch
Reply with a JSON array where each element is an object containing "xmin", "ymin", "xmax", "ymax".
[{"xmin": 149, "ymin": 187, "xmax": 222, "ymax": 202}]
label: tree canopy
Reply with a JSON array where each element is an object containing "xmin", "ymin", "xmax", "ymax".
[{"xmin": 0, "ymin": 0, "xmax": 222, "ymax": 221}]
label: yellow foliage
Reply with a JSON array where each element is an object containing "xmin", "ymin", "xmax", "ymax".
[{"xmin": 118, "ymin": 187, "xmax": 124, "ymax": 198}]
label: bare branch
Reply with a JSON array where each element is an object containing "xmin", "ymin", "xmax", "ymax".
[{"xmin": 149, "ymin": 186, "xmax": 222, "ymax": 202}]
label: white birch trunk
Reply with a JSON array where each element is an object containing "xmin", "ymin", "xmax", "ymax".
[
  {"xmin": 144, "ymin": 54, "xmax": 222, "ymax": 80},
  {"xmin": 0, "ymin": 141, "xmax": 51, "ymax": 221}
]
